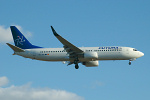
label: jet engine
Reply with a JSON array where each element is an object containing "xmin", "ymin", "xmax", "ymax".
[
  {"xmin": 82, "ymin": 61, "xmax": 99, "ymax": 67},
  {"xmin": 83, "ymin": 52, "xmax": 98, "ymax": 60}
]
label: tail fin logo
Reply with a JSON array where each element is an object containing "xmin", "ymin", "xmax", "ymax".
[{"xmin": 15, "ymin": 36, "xmax": 25, "ymax": 45}]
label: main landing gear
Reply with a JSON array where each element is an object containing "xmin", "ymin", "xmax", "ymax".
[
  {"xmin": 74, "ymin": 58, "xmax": 79, "ymax": 69},
  {"xmin": 129, "ymin": 60, "xmax": 131, "ymax": 65}
]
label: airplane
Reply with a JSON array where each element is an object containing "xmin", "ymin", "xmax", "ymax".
[{"xmin": 7, "ymin": 26, "xmax": 144, "ymax": 69}]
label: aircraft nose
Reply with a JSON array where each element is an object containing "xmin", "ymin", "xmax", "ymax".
[{"xmin": 139, "ymin": 52, "xmax": 144, "ymax": 57}]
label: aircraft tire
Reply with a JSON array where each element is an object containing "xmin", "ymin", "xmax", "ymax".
[
  {"xmin": 75, "ymin": 64, "xmax": 79, "ymax": 69},
  {"xmin": 129, "ymin": 61, "xmax": 131, "ymax": 65}
]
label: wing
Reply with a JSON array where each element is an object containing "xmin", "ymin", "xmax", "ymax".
[{"xmin": 51, "ymin": 26, "xmax": 84, "ymax": 57}]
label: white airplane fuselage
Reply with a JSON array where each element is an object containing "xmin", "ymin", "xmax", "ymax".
[{"xmin": 15, "ymin": 46, "xmax": 144, "ymax": 62}]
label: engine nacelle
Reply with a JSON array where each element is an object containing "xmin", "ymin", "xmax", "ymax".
[
  {"xmin": 84, "ymin": 52, "xmax": 98, "ymax": 60},
  {"xmin": 82, "ymin": 61, "xmax": 99, "ymax": 67}
]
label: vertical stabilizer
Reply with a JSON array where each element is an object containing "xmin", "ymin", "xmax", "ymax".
[{"xmin": 10, "ymin": 26, "xmax": 42, "ymax": 49}]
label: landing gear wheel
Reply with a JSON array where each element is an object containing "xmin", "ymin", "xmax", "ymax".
[
  {"xmin": 75, "ymin": 64, "xmax": 79, "ymax": 69},
  {"xmin": 74, "ymin": 57, "xmax": 79, "ymax": 69},
  {"xmin": 129, "ymin": 61, "xmax": 131, "ymax": 65}
]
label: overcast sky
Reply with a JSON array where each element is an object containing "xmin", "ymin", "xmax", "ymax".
[{"xmin": 0, "ymin": 0, "xmax": 150, "ymax": 100}]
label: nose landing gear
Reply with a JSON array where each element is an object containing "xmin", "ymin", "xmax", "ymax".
[{"xmin": 129, "ymin": 60, "xmax": 131, "ymax": 65}]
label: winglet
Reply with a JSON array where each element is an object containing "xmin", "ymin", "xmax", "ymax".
[{"xmin": 51, "ymin": 26, "xmax": 59, "ymax": 36}]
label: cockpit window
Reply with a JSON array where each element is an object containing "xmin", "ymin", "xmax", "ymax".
[{"xmin": 133, "ymin": 49, "xmax": 137, "ymax": 51}]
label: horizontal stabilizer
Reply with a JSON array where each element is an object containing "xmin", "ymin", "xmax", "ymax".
[{"xmin": 6, "ymin": 43, "xmax": 25, "ymax": 52}]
